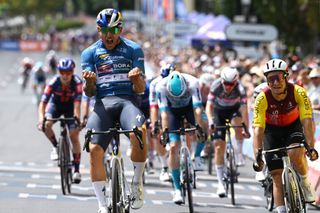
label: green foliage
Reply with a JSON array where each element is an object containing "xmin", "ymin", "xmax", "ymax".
[
  {"xmin": 55, "ymin": 19, "xmax": 85, "ymax": 31},
  {"xmin": 38, "ymin": 18, "xmax": 85, "ymax": 33},
  {"xmin": 253, "ymin": 0, "xmax": 320, "ymax": 54}
]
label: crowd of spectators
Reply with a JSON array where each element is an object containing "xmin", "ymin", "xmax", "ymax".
[{"xmin": 8, "ymin": 19, "xmax": 320, "ymax": 114}]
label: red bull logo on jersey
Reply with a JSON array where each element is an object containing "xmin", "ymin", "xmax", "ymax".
[{"xmin": 99, "ymin": 54, "xmax": 110, "ymax": 60}]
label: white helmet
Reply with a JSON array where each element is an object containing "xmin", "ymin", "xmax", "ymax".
[
  {"xmin": 199, "ymin": 73, "xmax": 214, "ymax": 87},
  {"xmin": 264, "ymin": 59, "xmax": 288, "ymax": 76},
  {"xmin": 220, "ymin": 67, "xmax": 239, "ymax": 83},
  {"xmin": 166, "ymin": 71, "xmax": 187, "ymax": 98}
]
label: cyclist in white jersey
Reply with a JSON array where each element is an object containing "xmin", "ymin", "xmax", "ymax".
[
  {"xmin": 156, "ymin": 71, "xmax": 207, "ymax": 204},
  {"xmin": 149, "ymin": 64, "xmax": 174, "ymax": 181}
]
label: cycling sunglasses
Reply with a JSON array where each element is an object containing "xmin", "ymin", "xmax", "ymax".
[
  {"xmin": 100, "ymin": 26, "xmax": 120, "ymax": 34},
  {"xmin": 59, "ymin": 70, "xmax": 73, "ymax": 76},
  {"xmin": 267, "ymin": 73, "xmax": 285, "ymax": 84},
  {"xmin": 223, "ymin": 81, "xmax": 236, "ymax": 86}
]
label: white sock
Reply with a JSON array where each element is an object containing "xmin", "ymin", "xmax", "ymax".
[
  {"xmin": 159, "ymin": 154, "xmax": 168, "ymax": 168},
  {"xmin": 215, "ymin": 164, "xmax": 225, "ymax": 185},
  {"xmin": 276, "ymin": 205, "xmax": 286, "ymax": 213},
  {"xmin": 132, "ymin": 161, "xmax": 145, "ymax": 184},
  {"xmin": 92, "ymin": 181, "xmax": 107, "ymax": 208},
  {"xmin": 236, "ymin": 139, "xmax": 243, "ymax": 154}
]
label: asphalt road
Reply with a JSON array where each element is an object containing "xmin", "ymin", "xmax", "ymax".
[{"xmin": 1, "ymin": 50, "xmax": 319, "ymax": 213}]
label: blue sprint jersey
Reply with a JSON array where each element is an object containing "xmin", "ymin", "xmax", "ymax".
[{"xmin": 81, "ymin": 37, "xmax": 145, "ymax": 99}]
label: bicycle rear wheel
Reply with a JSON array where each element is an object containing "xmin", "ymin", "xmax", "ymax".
[
  {"xmin": 264, "ymin": 175, "xmax": 274, "ymax": 211},
  {"xmin": 111, "ymin": 158, "xmax": 124, "ymax": 213},
  {"xmin": 184, "ymin": 154, "xmax": 194, "ymax": 213},
  {"xmin": 59, "ymin": 138, "xmax": 71, "ymax": 195}
]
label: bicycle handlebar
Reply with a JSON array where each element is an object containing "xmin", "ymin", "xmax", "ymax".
[
  {"xmin": 261, "ymin": 143, "xmax": 306, "ymax": 155},
  {"xmin": 160, "ymin": 125, "xmax": 202, "ymax": 146},
  {"xmin": 43, "ymin": 116, "xmax": 79, "ymax": 131},
  {"xmin": 83, "ymin": 126, "xmax": 144, "ymax": 152}
]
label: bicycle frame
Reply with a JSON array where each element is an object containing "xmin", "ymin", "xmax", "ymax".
[
  {"xmin": 84, "ymin": 125, "xmax": 144, "ymax": 213},
  {"xmin": 214, "ymin": 121, "xmax": 246, "ymax": 205},
  {"xmin": 45, "ymin": 117, "xmax": 75, "ymax": 195},
  {"xmin": 162, "ymin": 122, "xmax": 198, "ymax": 213},
  {"xmin": 262, "ymin": 143, "xmax": 307, "ymax": 213}
]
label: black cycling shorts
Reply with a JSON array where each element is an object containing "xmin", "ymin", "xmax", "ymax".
[
  {"xmin": 86, "ymin": 95, "xmax": 145, "ymax": 151},
  {"xmin": 45, "ymin": 103, "xmax": 77, "ymax": 130},
  {"xmin": 212, "ymin": 107, "xmax": 241, "ymax": 140},
  {"xmin": 263, "ymin": 119, "xmax": 305, "ymax": 171}
]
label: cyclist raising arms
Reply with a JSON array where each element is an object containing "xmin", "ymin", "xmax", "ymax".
[
  {"xmin": 205, "ymin": 66, "xmax": 250, "ymax": 197},
  {"xmin": 156, "ymin": 71, "xmax": 207, "ymax": 204},
  {"xmin": 37, "ymin": 58, "xmax": 83, "ymax": 183},
  {"xmin": 81, "ymin": 8, "xmax": 147, "ymax": 213},
  {"xmin": 149, "ymin": 63, "xmax": 174, "ymax": 181},
  {"xmin": 253, "ymin": 59, "xmax": 318, "ymax": 213}
]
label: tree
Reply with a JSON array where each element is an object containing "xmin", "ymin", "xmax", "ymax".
[{"xmin": 253, "ymin": 0, "xmax": 320, "ymax": 55}]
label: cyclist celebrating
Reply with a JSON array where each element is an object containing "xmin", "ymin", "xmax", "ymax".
[
  {"xmin": 37, "ymin": 58, "xmax": 83, "ymax": 183},
  {"xmin": 81, "ymin": 8, "xmax": 147, "ymax": 213},
  {"xmin": 253, "ymin": 59, "xmax": 318, "ymax": 213},
  {"xmin": 205, "ymin": 66, "xmax": 250, "ymax": 197},
  {"xmin": 149, "ymin": 63, "xmax": 174, "ymax": 181},
  {"xmin": 156, "ymin": 70, "xmax": 207, "ymax": 204}
]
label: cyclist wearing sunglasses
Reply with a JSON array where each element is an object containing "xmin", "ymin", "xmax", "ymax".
[
  {"xmin": 253, "ymin": 59, "xmax": 319, "ymax": 213},
  {"xmin": 37, "ymin": 58, "xmax": 83, "ymax": 183},
  {"xmin": 205, "ymin": 66, "xmax": 250, "ymax": 197},
  {"xmin": 81, "ymin": 8, "xmax": 146, "ymax": 213}
]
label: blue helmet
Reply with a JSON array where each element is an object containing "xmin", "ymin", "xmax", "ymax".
[
  {"xmin": 96, "ymin": 8, "xmax": 123, "ymax": 28},
  {"xmin": 160, "ymin": 63, "xmax": 175, "ymax": 78},
  {"xmin": 166, "ymin": 71, "xmax": 187, "ymax": 97},
  {"xmin": 57, "ymin": 58, "xmax": 75, "ymax": 71}
]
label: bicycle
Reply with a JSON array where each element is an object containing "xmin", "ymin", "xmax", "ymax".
[
  {"xmin": 213, "ymin": 119, "xmax": 248, "ymax": 205},
  {"xmin": 161, "ymin": 120, "xmax": 202, "ymax": 213},
  {"xmin": 44, "ymin": 117, "xmax": 76, "ymax": 195},
  {"xmin": 84, "ymin": 124, "xmax": 144, "ymax": 213},
  {"xmin": 257, "ymin": 140, "xmax": 313, "ymax": 213}
]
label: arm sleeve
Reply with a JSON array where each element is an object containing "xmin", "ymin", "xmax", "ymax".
[
  {"xmin": 80, "ymin": 48, "xmax": 96, "ymax": 72},
  {"xmin": 132, "ymin": 46, "xmax": 145, "ymax": 74},
  {"xmin": 190, "ymin": 80, "xmax": 203, "ymax": 108},
  {"xmin": 253, "ymin": 92, "xmax": 268, "ymax": 128},
  {"xmin": 294, "ymin": 85, "xmax": 313, "ymax": 120},
  {"xmin": 156, "ymin": 81, "xmax": 169, "ymax": 112}
]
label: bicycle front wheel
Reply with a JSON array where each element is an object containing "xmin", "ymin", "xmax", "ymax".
[
  {"xmin": 111, "ymin": 158, "xmax": 124, "ymax": 213},
  {"xmin": 59, "ymin": 138, "xmax": 71, "ymax": 195},
  {"xmin": 226, "ymin": 147, "xmax": 236, "ymax": 205},
  {"xmin": 207, "ymin": 144, "xmax": 214, "ymax": 175},
  {"xmin": 284, "ymin": 171, "xmax": 302, "ymax": 213},
  {"xmin": 184, "ymin": 154, "xmax": 194, "ymax": 213}
]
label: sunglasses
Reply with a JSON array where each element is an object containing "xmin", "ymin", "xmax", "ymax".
[
  {"xmin": 59, "ymin": 70, "xmax": 73, "ymax": 76},
  {"xmin": 267, "ymin": 73, "xmax": 285, "ymax": 84},
  {"xmin": 223, "ymin": 81, "xmax": 236, "ymax": 86},
  {"xmin": 100, "ymin": 27, "xmax": 120, "ymax": 35}
]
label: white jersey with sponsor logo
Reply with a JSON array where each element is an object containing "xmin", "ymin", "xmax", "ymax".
[{"xmin": 156, "ymin": 73, "xmax": 202, "ymax": 111}]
